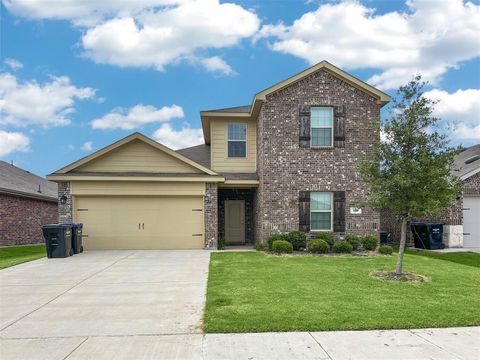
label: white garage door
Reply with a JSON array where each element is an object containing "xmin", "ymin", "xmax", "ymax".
[
  {"xmin": 463, "ymin": 196, "xmax": 480, "ymax": 248},
  {"xmin": 75, "ymin": 196, "xmax": 204, "ymax": 250}
]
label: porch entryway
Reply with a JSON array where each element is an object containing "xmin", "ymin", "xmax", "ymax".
[{"xmin": 218, "ymin": 188, "xmax": 255, "ymax": 245}]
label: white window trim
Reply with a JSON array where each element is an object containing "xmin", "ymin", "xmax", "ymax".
[
  {"xmin": 310, "ymin": 107, "xmax": 334, "ymax": 148},
  {"xmin": 310, "ymin": 192, "xmax": 333, "ymax": 232},
  {"xmin": 227, "ymin": 122, "xmax": 247, "ymax": 159}
]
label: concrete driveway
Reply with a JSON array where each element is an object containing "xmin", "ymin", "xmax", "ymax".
[{"xmin": 0, "ymin": 250, "xmax": 210, "ymax": 358}]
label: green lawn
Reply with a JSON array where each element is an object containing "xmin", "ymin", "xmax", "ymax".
[
  {"xmin": 204, "ymin": 252, "xmax": 480, "ymax": 333},
  {"xmin": 0, "ymin": 245, "xmax": 46, "ymax": 269},
  {"xmin": 403, "ymin": 248, "xmax": 480, "ymax": 268}
]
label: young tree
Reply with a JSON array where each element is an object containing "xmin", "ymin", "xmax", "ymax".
[{"xmin": 360, "ymin": 75, "xmax": 462, "ymax": 275}]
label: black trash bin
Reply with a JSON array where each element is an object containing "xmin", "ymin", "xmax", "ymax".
[
  {"xmin": 42, "ymin": 224, "xmax": 74, "ymax": 258},
  {"xmin": 380, "ymin": 231, "xmax": 391, "ymax": 244},
  {"xmin": 70, "ymin": 223, "xmax": 84, "ymax": 254},
  {"xmin": 410, "ymin": 222, "xmax": 445, "ymax": 250}
]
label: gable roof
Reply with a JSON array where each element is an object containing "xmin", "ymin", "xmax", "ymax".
[
  {"xmin": 201, "ymin": 60, "xmax": 391, "ymax": 144},
  {"xmin": 0, "ymin": 161, "xmax": 57, "ymax": 202},
  {"xmin": 50, "ymin": 132, "xmax": 217, "ymax": 176},
  {"xmin": 453, "ymin": 144, "xmax": 480, "ymax": 180}
]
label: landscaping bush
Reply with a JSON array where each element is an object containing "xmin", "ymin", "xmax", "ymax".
[
  {"xmin": 344, "ymin": 234, "xmax": 361, "ymax": 250},
  {"xmin": 333, "ymin": 240, "xmax": 353, "ymax": 254},
  {"xmin": 362, "ymin": 235, "xmax": 378, "ymax": 251},
  {"xmin": 379, "ymin": 244, "xmax": 393, "ymax": 255},
  {"xmin": 307, "ymin": 239, "xmax": 330, "ymax": 254},
  {"xmin": 218, "ymin": 237, "xmax": 225, "ymax": 250},
  {"xmin": 284, "ymin": 231, "xmax": 307, "ymax": 250},
  {"xmin": 314, "ymin": 232, "xmax": 334, "ymax": 248},
  {"xmin": 271, "ymin": 240, "xmax": 293, "ymax": 254},
  {"xmin": 266, "ymin": 233, "xmax": 287, "ymax": 250},
  {"xmin": 254, "ymin": 243, "xmax": 267, "ymax": 252}
]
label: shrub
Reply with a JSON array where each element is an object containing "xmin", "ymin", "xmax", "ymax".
[
  {"xmin": 362, "ymin": 235, "xmax": 379, "ymax": 251},
  {"xmin": 284, "ymin": 231, "xmax": 307, "ymax": 250},
  {"xmin": 218, "ymin": 237, "xmax": 225, "ymax": 250},
  {"xmin": 254, "ymin": 243, "xmax": 267, "ymax": 251},
  {"xmin": 271, "ymin": 240, "xmax": 293, "ymax": 254},
  {"xmin": 266, "ymin": 233, "xmax": 287, "ymax": 250},
  {"xmin": 333, "ymin": 240, "xmax": 353, "ymax": 254},
  {"xmin": 307, "ymin": 239, "xmax": 330, "ymax": 254},
  {"xmin": 344, "ymin": 234, "xmax": 361, "ymax": 250},
  {"xmin": 314, "ymin": 232, "xmax": 334, "ymax": 248},
  {"xmin": 379, "ymin": 244, "xmax": 393, "ymax": 255}
]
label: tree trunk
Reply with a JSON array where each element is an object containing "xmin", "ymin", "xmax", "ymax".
[{"xmin": 396, "ymin": 216, "xmax": 408, "ymax": 274}]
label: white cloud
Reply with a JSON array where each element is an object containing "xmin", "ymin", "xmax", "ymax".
[
  {"xmin": 425, "ymin": 88, "xmax": 480, "ymax": 141},
  {"xmin": 197, "ymin": 56, "xmax": 235, "ymax": 75},
  {"xmin": 91, "ymin": 104, "xmax": 184, "ymax": 130},
  {"xmin": 67, "ymin": 144, "xmax": 75, "ymax": 151},
  {"xmin": 4, "ymin": 0, "xmax": 260, "ymax": 74},
  {"xmin": 81, "ymin": 141, "xmax": 93, "ymax": 151},
  {"xmin": 152, "ymin": 123, "xmax": 203, "ymax": 149},
  {"xmin": 258, "ymin": 0, "xmax": 480, "ymax": 89},
  {"xmin": 4, "ymin": 58, "xmax": 23, "ymax": 71},
  {"xmin": 0, "ymin": 72, "xmax": 95, "ymax": 127},
  {"xmin": 0, "ymin": 130, "xmax": 30, "ymax": 157},
  {"xmin": 81, "ymin": 1, "xmax": 259, "ymax": 72}
]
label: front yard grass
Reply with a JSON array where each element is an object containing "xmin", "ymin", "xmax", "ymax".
[
  {"xmin": 204, "ymin": 252, "xmax": 480, "ymax": 333},
  {"xmin": 0, "ymin": 244, "xmax": 46, "ymax": 269}
]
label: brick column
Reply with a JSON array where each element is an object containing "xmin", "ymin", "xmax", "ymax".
[
  {"xmin": 204, "ymin": 182, "xmax": 218, "ymax": 249},
  {"xmin": 58, "ymin": 181, "xmax": 72, "ymax": 223}
]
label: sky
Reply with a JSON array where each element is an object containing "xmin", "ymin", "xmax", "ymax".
[{"xmin": 0, "ymin": 0, "xmax": 479, "ymax": 177}]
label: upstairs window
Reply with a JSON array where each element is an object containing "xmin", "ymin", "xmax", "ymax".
[
  {"xmin": 311, "ymin": 107, "xmax": 333, "ymax": 147},
  {"xmin": 310, "ymin": 192, "xmax": 333, "ymax": 231},
  {"xmin": 228, "ymin": 123, "xmax": 247, "ymax": 158}
]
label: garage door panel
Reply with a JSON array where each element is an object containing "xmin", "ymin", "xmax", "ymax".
[
  {"xmin": 463, "ymin": 196, "xmax": 480, "ymax": 248},
  {"xmin": 75, "ymin": 196, "xmax": 204, "ymax": 249}
]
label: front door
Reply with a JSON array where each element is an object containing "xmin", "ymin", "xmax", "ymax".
[{"xmin": 225, "ymin": 200, "xmax": 245, "ymax": 244}]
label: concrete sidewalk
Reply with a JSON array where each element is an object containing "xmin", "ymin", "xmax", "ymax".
[{"xmin": 1, "ymin": 327, "xmax": 478, "ymax": 359}]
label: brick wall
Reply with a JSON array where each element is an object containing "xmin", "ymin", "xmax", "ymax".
[
  {"xmin": 204, "ymin": 182, "xmax": 218, "ymax": 249},
  {"xmin": 58, "ymin": 181, "xmax": 72, "ymax": 223},
  {"xmin": 0, "ymin": 193, "xmax": 58, "ymax": 246},
  {"xmin": 255, "ymin": 69, "xmax": 381, "ymax": 243}
]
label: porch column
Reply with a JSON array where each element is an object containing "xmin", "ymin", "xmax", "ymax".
[{"xmin": 204, "ymin": 182, "xmax": 218, "ymax": 249}]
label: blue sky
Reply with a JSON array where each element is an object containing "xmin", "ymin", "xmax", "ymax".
[{"xmin": 1, "ymin": 0, "xmax": 479, "ymax": 177}]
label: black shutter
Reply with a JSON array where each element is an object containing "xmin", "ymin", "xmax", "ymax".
[
  {"xmin": 333, "ymin": 191, "xmax": 346, "ymax": 232},
  {"xmin": 299, "ymin": 191, "xmax": 310, "ymax": 232},
  {"xmin": 299, "ymin": 105, "xmax": 311, "ymax": 148},
  {"xmin": 334, "ymin": 105, "xmax": 346, "ymax": 148}
]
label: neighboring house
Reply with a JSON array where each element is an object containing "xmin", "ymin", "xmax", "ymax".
[
  {"xmin": 381, "ymin": 145, "xmax": 480, "ymax": 248},
  {"xmin": 0, "ymin": 161, "xmax": 58, "ymax": 246},
  {"xmin": 47, "ymin": 61, "xmax": 391, "ymax": 250}
]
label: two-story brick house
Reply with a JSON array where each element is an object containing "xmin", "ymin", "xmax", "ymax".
[{"xmin": 48, "ymin": 61, "xmax": 390, "ymax": 249}]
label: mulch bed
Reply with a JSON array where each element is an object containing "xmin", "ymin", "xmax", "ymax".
[{"xmin": 371, "ymin": 271, "xmax": 428, "ymax": 282}]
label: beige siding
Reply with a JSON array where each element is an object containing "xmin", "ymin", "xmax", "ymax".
[
  {"xmin": 210, "ymin": 118, "xmax": 256, "ymax": 173},
  {"xmin": 70, "ymin": 181, "xmax": 205, "ymax": 196},
  {"xmin": 76, "ymin": 139, "xmax": 202, "ymax": 173}
]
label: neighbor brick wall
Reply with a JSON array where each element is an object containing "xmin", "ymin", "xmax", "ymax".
[
  {"xmin": 0, "ymin": 193, "xmax": 58, "ymax": 246},
  {"xmin": 58, "ymin": 181, "xmax": 72, "ymax": 223},
  {"xmin": 381, "ymin": 172, "xmax": 480, "ymax": 244},
  {"xmin": 204, "ymin": 182, "xmax": 218, "ymax": 249},
  {"xmin": 464, "ymin": 172, "xmax": 480, "ymax": 195},
  {"xmin": 255, "ymin": 69, "xmax": 381, "ymax": 243}
]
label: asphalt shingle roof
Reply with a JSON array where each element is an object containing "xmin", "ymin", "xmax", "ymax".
[
  {"xmin": 0, "ymin": 161, "xmax": 57, "ymax": 201},
  {"xmin": 453, "ymin": 144, "xmax": 480, "ymax": 180}
]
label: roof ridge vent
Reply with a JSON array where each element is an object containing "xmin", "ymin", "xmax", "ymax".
[{"xmin": 465, "ymin": 155, "xmax": 480, "ymax": 164}]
